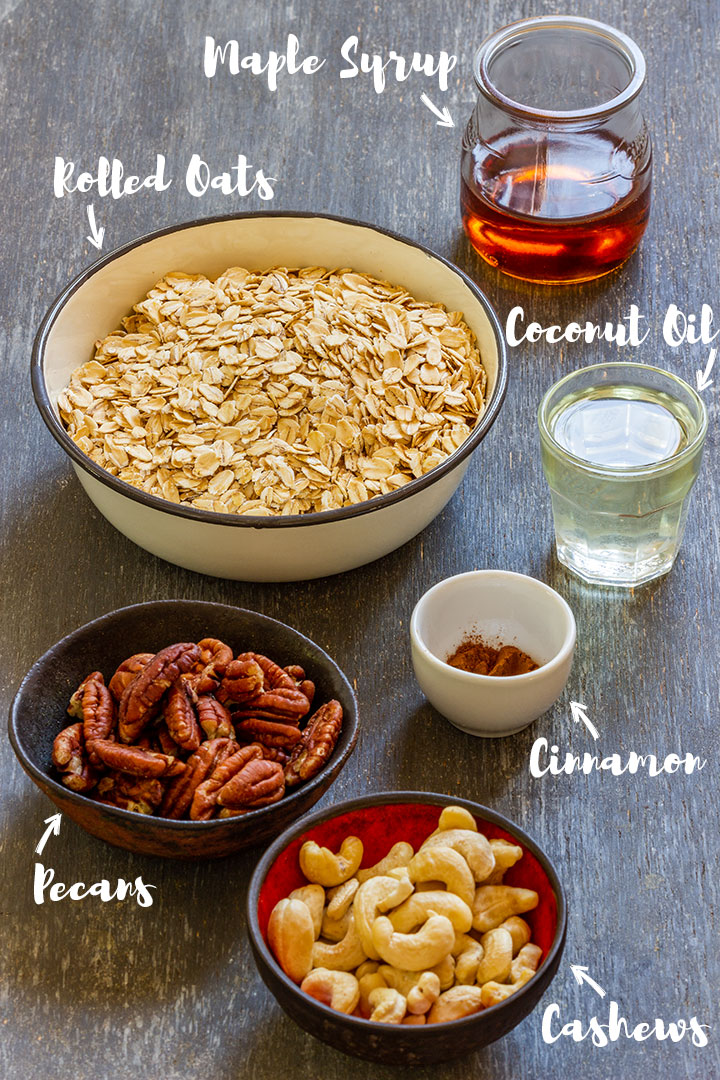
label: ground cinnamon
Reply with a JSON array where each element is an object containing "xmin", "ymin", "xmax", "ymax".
[{"xmin": 446, "ymin": 636, "xmax": 539, "ymax": 677}]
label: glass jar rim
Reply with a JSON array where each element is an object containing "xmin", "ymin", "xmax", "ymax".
[
  {"xmin": 537, "ymin": 362, "xmax": 708, "ymax": 477},
  {"xmin": 474, "ymin": 16, "xmax": 647, "ymax": 123}
]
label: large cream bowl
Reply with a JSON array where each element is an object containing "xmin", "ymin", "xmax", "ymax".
[{"xmin": 32, "ymin": 213, "xmax": 507, "ymax": 581}]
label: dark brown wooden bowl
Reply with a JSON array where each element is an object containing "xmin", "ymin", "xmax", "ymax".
[
  {"xmin": 8, "ymin": 600, "xmax": 358, "ymax": 859},
  {"xmin": 247, "ymin": 792, "xmax": 566, "ymax": 1065}
]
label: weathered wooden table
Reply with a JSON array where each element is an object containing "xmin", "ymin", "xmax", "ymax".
[{"xmin": 2, "ymin": 1, "xmax": 718, "ymax": 1077}]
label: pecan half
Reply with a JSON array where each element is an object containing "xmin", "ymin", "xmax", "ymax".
[
  {"xmin": 189, "ymin": 744, "xmax": 264, "ymax": 820},
  {"xmin": 234, "ymin": 686, "xmax": 311, "ymax": 724},
  {"xmin": 284, "ymin": 665, "xmax": 316, "ymax": 707},
  {"xmin": 118, "ymin": 643, "xmax": 201, "ymax": 743},
  {"xmin": 67, "ymin": 676, "xmax": 92, "ymax": 719},
  {"xmin": 218, "ymin": 758, "xmax": 285, "ymax": 810},
  {"xmin": 239, "ymin": 652, "xmax": 296, "ymax": 691},
  {"xmin": 258, "ymin": 745, "xmax": 291, "ymax": 766},
  {"xmin": 195, "ymin": 694, "xmax": 234, "ymax": 739},
  {"xmin": 284, "ymin": 700, "xmax": 343, "ymax": 787},
  {"xmin": 217, "ymin": 658, "xmax": 264, "ymax": 705},
  {"xmin": 164, "ymin": 680, "xmax": 201, "ymax": 752},
  {"xmin": 52, "ymin": 722, "xmax": 98, "ymax": 793},
  {"xmin": 81, "ymin": 671, "xmax": 117, "ymax": 763},
  {"xmin": 195, "ymin": 637, "xmax": 234, "ymax": 694},
  {"xmin": 95, "ymin": 772, "xmax": 164, "ymax": 814},
  {"xmin": 108, "ymin": 654, "xmax": 154, "ymax": 702},
  {"xmin": 235, "ymin": 717, "xmax": 303, "ymax": 749},
  {"xmin": 152, "ymin": 720, "xmax": 181, "ymax": 758},
  {"xmin": 159, "ymin": 737, "xmax": 240, "ymax": 819},
  {"xmin": 90, "ymin": 739, "xmax": 186, "ymax": 779}
]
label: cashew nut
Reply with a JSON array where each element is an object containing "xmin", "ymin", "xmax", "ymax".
[
  {"xmin": 408, "ymin": 847, "xmax": 475, "ymax": 908},
  {"xmin": 320, "ymin": 907, "xmax": 353, "ymax": 943},
  {"xmin": 500, "ymin": 916, "xmax": 532, "ymax": 956},
  {"xmin": 289, "ymin": 884, "xmax": 325, "ymax": 939},
  {"xmin": 421, "ymin": 829, "xmax": 495, "ymax": 883},
  {"xmin": 511, "ymin": 943, "xmax": 543, "ymax": 982},
  {"xmin": 475, "ymin": 927, "xmax": 513, "ymax": 985},
  {"xmin": 431, "ymin": 805, "xmax": 478, "ymax": 834},
  {"xmin": 402, "ymin": 1014, "xmax": 426, "ymax": 1025},
  {"xmin": 312, "ymin": 917, "xmax": 367, "ymax": 971},
  {"xmin": 356, "ymin": 841, "xmax": 414, "ymax": 884},
  {"xmin": 353, "ymin": 874, "xmax": 414, "ymax": 960},
  {"xmin": 299, "ymin": 836, "xmax": 363, "ymax": 887},
  {"xmin": 426, "ymin": 985, "xmax": 484, "ymax": 1024},
  {"xmin": 326, "ymin": 876, "xmax": 359, "ymax": 920},
  {"xmin": 388, "ymin": 890, "xmax": 473, "ymax": 934},
  {"xmin": 455, "ymin": 941, "xmax": 484, "ymax": 985},
  {"xmin": 472, "ymin": 885, "xmax": 539, "ymax": 933},
  {"xmin": 300, "ymin": 968, "xmax": 360, "ymax": 1014},
  {"xmin": 358, "ymin": 971, "xmax": 388, "ymax": 1017},
  {"xmin": 268, "ymin": 898, "xmax": 315, "ymax": 983},
  {"xmin": 406, "ymin": 971, "xmax": 441, "ymax": 1015},
  {"xmin": 368, "ymin": 987, "xmax": 407, "ymax": 1024},
  {"xmin": 480, "ymin": 967, "xmax": 535, "ymax": 1008},
  {"xmin": 355, "ymin": 959, "xmax": 380, "ymax": 980},
  {"xmin": 372, "ymin": 913, "xmax": 455, "ymax": 971},
  {"xmin": 433, "ymin": 953, "xmax": 456, "ymax": 990}
]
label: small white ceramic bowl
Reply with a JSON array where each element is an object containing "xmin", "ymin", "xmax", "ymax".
[
  {"xmin": 32, "ymin": 212, "xmax": 507, "ymax": 582},
  {"xmin": 410, "ymin": 570, "xmax": 576, "ymax": 737}
]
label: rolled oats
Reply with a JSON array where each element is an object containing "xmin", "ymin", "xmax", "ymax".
[{"xmin": 59, "ymin": 267, "xmax": 488, "ymax": 516}]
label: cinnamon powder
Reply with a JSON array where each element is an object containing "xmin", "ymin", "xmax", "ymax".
[{"xmin": 446, "ymin": 636, "xmax": 539, "ymax": 677}]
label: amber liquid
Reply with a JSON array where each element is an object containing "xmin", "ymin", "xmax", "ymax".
[{"xmin": 461, "ymin": 132, "xmax": 651, "ymax": 284}]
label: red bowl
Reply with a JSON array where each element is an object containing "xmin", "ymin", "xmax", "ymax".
[{"xmin": 247, "ymin": 792, "xmax": 566, "ymax": 1065}]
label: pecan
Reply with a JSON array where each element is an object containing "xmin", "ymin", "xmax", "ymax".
[
  {"xmin": 284, "ymin": 664, "xmax": 306, "ymax": 681},
  {"xmin": 52, "ymin": 722, "xmax": 98, "ymax": 793},
  {"xmin": 80, "ymin": 671, "xmax": 117, "ymax": 763},
  {"xmin": 239, "ymin": 652, "xmax": 296, "ymax": 691},
  {"xmin": 153, "ymin": 720, "xmax": 181, "ymax": 757},
  {"xmin": 160, "ymin": 737, "xmax": 239, "ymax": 819},
  {"xmin": 284, "ymin": 700, "xmax": 343, "ymax": 788},
  {"xmin": 67, "ymin": 676, "xmax": 92, "ymax": 718},
  {"xmin": 108, "ymin": 654, "xmax": 154, "ymax": 702},
  {"xmin": 217, "ymin": 658, "xmax": 264, "ymax": 705},
  {"xmin": 195, "ymin": 637, "xmax": 234, "ymax": 694},
  {"xmin": 234, "ymin": 686, "xmax": 311, "ymax": 723},
  {"xmin": 189, "ymin": 744, "xmax": 264, "ymax": 820},
  {"xmin": 235, "ymin": 717, "xmax": 303, "ymax": 749},
  {"xmin": 164, "ymin": 680, "xmax": 201, "ymax": 752},
  {"xmin": 118, "ymin": 642, "xmax": 201, "ymax": 743},
  {"xmin": 284, "ymin": 665, "xmax": 316, "ymax": 707},
  {"xmin": 195, "ymin": 694, "xmax": 234, "ymax": 739},
  {"xmin": 95, "ymin": 771, "xmax": 164, "ymax": 814},
  {"xmin": 90, "ymin": 739, "xmax": 186, "ymax": 779},
  {"xmin": 259, "ymin": 745, "xmax": 291, "ymax": 766},
  {"xmin": 218, "ymin": 758, "xmax": 285, "ymax": 810}
]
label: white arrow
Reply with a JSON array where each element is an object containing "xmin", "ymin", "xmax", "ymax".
[
  {"xmin": 420, "ymin": 93, "xmax": 455, "ymax": 128},
  {"xmin": 570, "ymin": 701, "xmax": 599, "ymax": 741},
  {"xmin": 35, "ymin": 813, "xmax": 62, "ymax": 857},
  {"xmin": 86, "ymin": 204, "xmax": 105, "ymax": 250},
  {"xmin": 696, "ymin": 348, "xmax": 716, "ymax": 393},
  {"xmin": 570, "ymin": 964, "xmax": 607, "ymax": 998}
]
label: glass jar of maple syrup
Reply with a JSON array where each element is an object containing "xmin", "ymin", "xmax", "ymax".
[{"xmin": 461, "ymin": 17, "xmax": 652, "ymax": 284}]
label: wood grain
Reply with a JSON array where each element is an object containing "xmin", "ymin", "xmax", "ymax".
[{"xmin": 0, "ymin": 0, "xmax": 718, "ymax": 1077}]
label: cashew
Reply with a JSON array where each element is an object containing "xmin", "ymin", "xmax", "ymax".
[
  {"xmin": 406, "ymin": 971, "xmax": 441, "ymax": 1015},
  {"xmin": 299, "ymin": 836, "xmax": 363, "ymax": 887},
  {"xmin": 355, "ymin": 960, "xmax": 380, "ymax": 980},
  {"xmin": 289, "ymin": 884, "xmax": 325, "ymax": 938},
  {"xmin": 472, "ymin": 885, "xmax": 539, "ymax": 933},
  {"xmin": 475, "ymin": 927, "xmax": 513, "ymax": 985},
  {"xmin": 402, "ymin": 1014, "xmax": 426, "ymax": 1025},
  {"xmin": 511, "ymin": 943, "xmax": 543, "ymax": 982},
  {"xmin": 480, "ymin": 968, "xmax": 535, "ymax": 1008},
  {"xmin": 431, "ymin": 805, "xmax": 478, "ymax": 834},
  {"xmin": 356, "ymin": 841, "xmax": 414, "ymax": 884},
  {"xmin": 326, "ymin": 877, "xmax": 359, "ymax": 920},
  {"xmin": 388, "ymin": 890, "xmax": 473, "ymax": 934},
  {"xmin": 421, "ymin": 829, "xmax": 495, "ymax": 883},
  {"xmin": 372, "ymin": 913, "xmax": 455, "ymax": 971},
  {"xmin": 368, "ymin": 987, "xmax": 407, "ymax": 1024},
  {"xmin": 353, "ymin": 874, "xmax": 414, "ymax": 960},
  {"xmin": 500, "ymin": 916, "xmax": 532, "ymax": 956},
  {"xmin": 379, "ymin": 958, "xmax": 454, "ymax": 996},
  {"xmin": 321, "ymin": 907, "xmax": 353, "ymax": 943},
  {"xmin": 358, "ymin": 971, "xmax": 388, "ymax": 1017},
  {"xmin": 268, "ymin": 898, "xmax": 315, "ymax": 983},
  {"xmin": 312, "ymin": 918, "xmax": 367, "ymax": 971},
  {"xmin": 426, "ymin": 985, "xmax": 484, "ymax": 1024},
  {"xmin": 433, "ymin": 953, "xmax": 456, "ymax": 990},
  {"xmin": 300, "ymin": 968, "xmax": 360, "ymax": 1014},
  {"xmin": 408, "ymin": 848, "xmax": 475, "ymax": 908},
  {"xmin": 455, "ymin": 941, "xmax": 484, "ymax": 985},
  {"xmin": 485, "ymin": 839, "xmax": 524, "ymax": 884},
  {"xmin": 451, "ymin": 931, "xmax": 478, "ymax": 957}
]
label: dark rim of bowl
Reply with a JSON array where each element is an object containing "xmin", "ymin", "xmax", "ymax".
[
  {"xmin": 247, "ymin": 790, "xmax": 567, "ymax": 1028},
  {"xmin": 31, "ymin": 210, "xmax": 508, "ymax": 531},
  {"xmin": 8, "ymin": 599, "xmax": 359, "ymax": 830}
]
